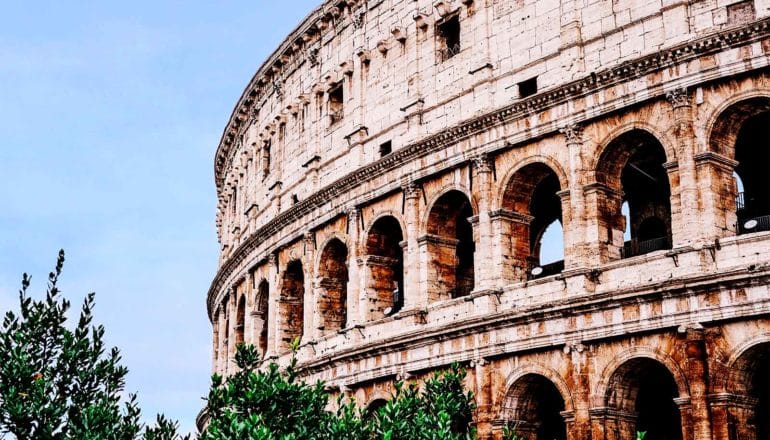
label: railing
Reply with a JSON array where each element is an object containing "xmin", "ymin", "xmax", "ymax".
[
  {"xmin": 736, "ymin": 192, "xmax": 745, "ymax": 210},
  {"xmin": 739, "ymin": 214, "xmax": 770, "ymax": 234},
  {"xmin": 438, "ymin": 43, "xmax": 461, "ymax": 62},
  {"xmin": 528, "ymin": 260, "xmax": 565, "ymax": 280},
  {"xmin": 621, "ymin": 236, "xmax": 671, "ymax": 258},
  {"xmin": 329, "ymin": 109, "xmax": 344, "ymax": 124}
]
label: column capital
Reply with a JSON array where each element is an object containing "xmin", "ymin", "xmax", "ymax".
[
  {"xmin": 268, "ymin": 253, "xmax": 278, "ymax": 266},
  {"xmin": 560, "ymin": 124, "xmax": 584, "ymax": 144},
  {"xmin": 666, "ymin": 87, "xmax": 690, "ymax": 109},
  {"xmin": 472, "ymin": 152, "xmax": 494, "ymax": 173},
  {"xmin": 403, "ymin": 181, "xmax": 422, "ymax": 200}
]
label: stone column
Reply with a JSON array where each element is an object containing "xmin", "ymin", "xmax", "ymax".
[
  {"xmin": 560, "ymin": 125, "xmax": 590, "ymax": 269},
  {"xmin": 217, "ymin": 306, "xmax": 228, "ymax": 374},
  {"xmin": 694, "ymin": 152, "xmax": 739, "ymax": 238},
  {"xmin": 403, "ymin": 182, "xmax": 423, "ymax": 309},
  {"xmin": 472, "ymin": 153, "xmax": 495, "ymax": 290},
  {"xmin": 303, "ymin": 232, "xmax": 316, "ymax": 345},
  {"xmin": 474, "ymin": 359, "xmax": 494, "ymax": 439},
  {"xmin": 675, "ymin": 397, "xmax": 694, "ymax": 440},
  {"xmin": 211, "ymin": 316, "xmax": 219, "ymax": 373},
  {"xmin": 680, "ymin": 326, "xmax": 713, "ymax": 440},
  {"xmin": 666, "ymin": 88, "xmax": 699, "ymax": 247},
  {"xmin": 419, "ymin": 234, "xmax": 460, "ymax": 303},
  {"xmin": 559, "ymin": 0, "xmax": 585, "ymax": 80},
  {"xmin": 266, "ymin": 253, "xmax": 279, "ymax": 358},
  {"xmin": 582, "ymin": 183, "xmax": 625, "ymax": 263},
  {"xmin": 490, "ymin": 210, "xmax": 533, "ymax": 284},
  {"xmin": 567, "ymin": 343, "xmax": 592, "ymax": 440},
  {"xmin": 346, "ymin": 209, "xmax": 362, "ymax": 326},
  {"xmin": 709, "ymin": 393, "xmax": 759, "ymax": 440}
]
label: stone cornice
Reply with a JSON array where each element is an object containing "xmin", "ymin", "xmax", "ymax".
[{"xmin": 207, "ymin": 18, "xmax": 770, "ymax": 319}]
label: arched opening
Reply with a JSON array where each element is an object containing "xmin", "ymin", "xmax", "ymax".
[
  {"xmin": 501, "ymin": 163, "xmax": 564, "ymax": 280},
  {"xmin": 365, "ymin": 216, "xmax": 404, "ymax": 320},
  {"xmin": 598, "ymin": 130, "xmax": 672, "ymax": 259},
  {"xmin": 256, "ymin": 280, "xmax": 269, "ymax": 357},
  {"xmin": 734, "ymin": 112, "xmax": 770, "ymax": 234},
  {"xmin": 501, "ymin": 374, "xmax": 567, "ymax": 440},
  {"xmin": 317, "ymin": 239, "xmax": 348, "ymax": 334},
  {"xmin": 278, "ymin": 260, "xmax": 304, "ymax": 352},
  {"xmin": 726, "ymin": 342, "xmax": 770, "ymax": 439},
  {"xmin": 426, "ymin": 190, "xmax": 475, "ymax": 301},
  {"xmin": 235, "ymin": 295, "xmax": 246, "ymax": 346},
  {"xmin": 365, "ymin": 398, "xmax": 388, "ymax": 420},
  {"xmin": 604, "ymin": 357, "xmax": 682, "ymax": 440}
]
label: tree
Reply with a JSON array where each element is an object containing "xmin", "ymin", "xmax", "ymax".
[
  {"xmin": 0, "ymin": 250, "xmax": 187, "ymax": 439},
  {"xmin": 200, "ymin": 342, "xmax": 477, "ymax": 439}
]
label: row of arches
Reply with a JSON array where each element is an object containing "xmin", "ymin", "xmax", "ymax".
[
  {"xmin": 216, "ymin": 96, "xmax": 770, "ymax": 367},
  {"xmin": 496, "ymin": 342, "xmax": 770, "ymax": 440}
]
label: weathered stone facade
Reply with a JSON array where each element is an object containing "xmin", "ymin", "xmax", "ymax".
[{"xmin": 207, "ymin": 0, "xmax": 770, "ymax": 438}]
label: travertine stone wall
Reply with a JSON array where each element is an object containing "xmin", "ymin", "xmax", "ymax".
[{"xmin": 206, "ymin": 0, "xmax": 770, "ymax": 438}]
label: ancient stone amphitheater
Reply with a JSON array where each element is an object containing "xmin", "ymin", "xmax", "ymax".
[{"xmin": 206, "ymin": 0, "xmax": 770, "ymax": 438}]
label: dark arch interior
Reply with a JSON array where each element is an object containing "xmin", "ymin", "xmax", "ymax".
[
  {"xmin": 366, "ymin": 216, "xmax": 404, "ymax": 318},
  {"xmin": 257, "ymin": 280, "xmax": 269, "ymax": 357},
  {"xmin": 317, "ymin": 239, "xmax": 348, "ymax": 333},
  {"xmin": 427, "ymin": 190, "xmax": 475, "ymax": 298},
  {"xmin": 504, "ymin": 374, "xmax": 566, "ymax": 440},
  {"xmin": 607, "ymin": 358, "xmax": 682, "ymax": 440},
  {"xmin": 599, "ymin": 130, "xmax": 672, "ymax": 258},
  {"xmin": 735, "ymin": 112, "xmax": 770, "ymax": 233},
  {"xmin": 502, "ymin": 163, "xmax": 564, "ymax": 280},
  {"xmin": 365, "ymin": 398, "xmax": 388, "ymax": 419},
  {"xmin": 279, "ymin": 260, "xmax": 304, "ymax": 351},
  {"xmin": 728, "ymin": 342, "xmax": 770, "ymax": 439},
  {"xmin": 235, "ymin": 294, "xmax": 246, "ymax": 346}
]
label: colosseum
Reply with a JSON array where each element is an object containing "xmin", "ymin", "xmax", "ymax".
[{"xmin": 206, "ymin": 0, "xmax": 770, "ymax": 438}]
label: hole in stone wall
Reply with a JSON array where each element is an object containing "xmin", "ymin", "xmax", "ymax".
[
  {"xmin": 379, "ymin": 140, "xmax": 392, "ymax": 157},
  {"xmin": 328, "ymin": 83, "xmax": 344, "ymax": 124},
  {"xmin": 235, "ymin": 294, "xmax": 246, "ymax": 346},
  {"xmin": 436, "ymin": 15, "xmax": 461, "ymax": 62},
  {"xmin": 518, "ymin": 77, "xmax": 538, "ymax": 98}
]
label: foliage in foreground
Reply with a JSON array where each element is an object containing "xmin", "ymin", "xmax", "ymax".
[
  {"xmin": 0, "ymin": 251, "xmax": 187, "ymax": 439},
  {"xmin": 200, "ymin": 343, "xmax": 477, "ymax": 440}
]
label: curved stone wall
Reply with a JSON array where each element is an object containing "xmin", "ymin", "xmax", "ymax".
[{"xmin": 208, "ymin": 0, "xmax": 770, "ymax": 438}]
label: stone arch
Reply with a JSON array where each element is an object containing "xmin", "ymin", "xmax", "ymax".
[
  {"xmin": 255, "ymin": 279, "xmax": 270, "ymax": 357},
  {"xmin": 593, "ymin": 128, "xmax": 674, "ymax": 260},
  {"xmin": 588, "ymin": 121, "xmax": 677, "ymax": 174},
  {"xmin": 316, "ymin": 238, "xmax": 349, "ymax": 334},
  {"xmin": 495, "ymin": 155, "xmax": 569, "ymax": 210},
  {"xmin": 424, "ymin": 188, "xmax": 476, "ymax": 301},
  {"xmin": 365, "ymin": 397, "xmax": 389, "ymax": 419},
  {"xmin": 235, "ymin": 293, "xmax": 246, "ymax": 346},
  {"xmin": 497, "ymin": 364, "xmax": 575, "ymax": 416},
  {"xmin": 706, "ymin": 94, "xmax": 770, "ymax": 235},
  {"xmin": 498, "ymin": 369, "xmax": 571, "ymax": 440},
  {"xmin": 365, "ymin": 211, "xmax": 408, "ymax": 241},
  {"xmin": 719, "ymin": 336, "xmax": 770, "ymax": 440},
  {"xmin": 422, "ymin": 185, "xmax": 478, "ymax": 234},
  {"xmin": 595, "ymin": 348, "xmax": 689, "ymax": 440},
  {"xmin": 364, "ymin": 215, "xmax": 405, "ymax": 320},
  {"xmin": 594, "ymin": 347, "xmax": 689, "ymax": 404},
  {"xmin": 314, "ymin": 233, "xmax": 350, "ymax": 275},
  {"xmin": 278, "ymin": 260, "xmax": 305, "ymax": 352},
  {"xmin": 706, "ymin": 92, "xmax": 770, "ymax": 158},
  {"xmin": 499, "ymin": 160, "xmax": 566, "ymax": 280}
]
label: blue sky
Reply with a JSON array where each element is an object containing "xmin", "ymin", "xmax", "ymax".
[{"xmin": 0, "ymin": 1, "xmax": 318, "ymax": 433}]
